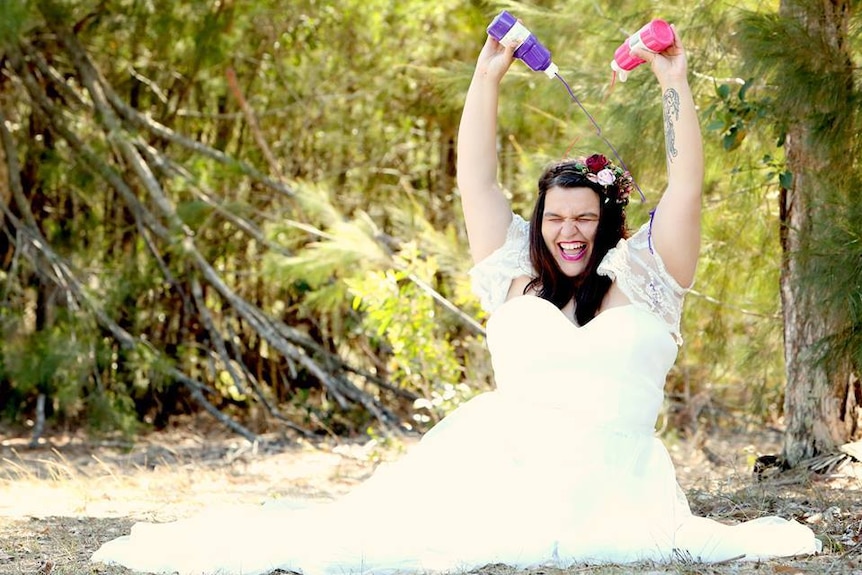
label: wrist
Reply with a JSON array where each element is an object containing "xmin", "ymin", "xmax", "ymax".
[
  {"xmin": 659, "ymin": 82, "xmax": 692, "ymax": 103},
  {"xmin": 658, "ymin": 73, "xmax": 691, "ymax": 91},
  {"xmin": 472, "ymin": 67, "xmax": 506, "ymax": 87}
]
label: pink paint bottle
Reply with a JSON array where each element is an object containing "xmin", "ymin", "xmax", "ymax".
[{"xmin": 610, "ymin": 19, "xmax": 675, "ymax": 82}]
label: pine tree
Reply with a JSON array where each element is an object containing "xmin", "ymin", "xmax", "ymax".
[{"xmin": 737, "ymin": 0, "xmax": 862, "ymax": 466}]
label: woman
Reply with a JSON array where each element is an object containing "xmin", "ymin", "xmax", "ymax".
[
  {"xmin": 92, "ymin": 23, "xmax": 820, "ymax": 575},
  {"xmin": 456, "ymin": 21, "xmax": 819, "ymax": 565}
]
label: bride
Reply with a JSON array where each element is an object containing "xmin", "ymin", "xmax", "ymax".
[{"xmin": 91, "ymin": 20, "xmax": 820, "ymax": 575}]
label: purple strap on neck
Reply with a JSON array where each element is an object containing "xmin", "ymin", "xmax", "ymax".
[{"xmin": 648, "ymin": 208, "xmax": 656, "ymax": 254}]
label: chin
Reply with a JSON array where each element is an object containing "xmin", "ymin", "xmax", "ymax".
[{"xmin": 557, "ymin": 261, "xmax": 587, "ymax": 277}]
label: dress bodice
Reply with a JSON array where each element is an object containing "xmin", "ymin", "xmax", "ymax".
[
  {"xmin": 486, "ymin": 296, "xmax": 677, "ymax": 435},
  {"xmin": 470, "ymin": 214, "xmax": 690, "ymax": 344}
]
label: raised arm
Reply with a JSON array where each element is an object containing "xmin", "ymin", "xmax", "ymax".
[
  {"xmin": 633, "ymin": 27, "xmax": 704, "ymax": 288},
  {"xmin": 456, "ymin": 36, "xmax": 518, "ymax": 264}
]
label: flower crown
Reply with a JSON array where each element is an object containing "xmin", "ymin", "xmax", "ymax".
[{"xmin": 570, "ymin": 154, "xmax": 634, "ymax": 206}]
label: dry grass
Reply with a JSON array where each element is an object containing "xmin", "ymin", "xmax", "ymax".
[{"xmin": 1, "ymin": 421, "xmax": 861, "ymax": 575}]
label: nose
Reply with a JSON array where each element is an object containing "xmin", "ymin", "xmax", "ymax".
[{"xmin": 561, "ymin": 219, "xmax": 580, "ymax": 236}]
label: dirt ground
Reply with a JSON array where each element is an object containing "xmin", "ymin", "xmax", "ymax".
[{"xmin": 1, "ymin": 420, "xmax": 861, "ymax": 575}]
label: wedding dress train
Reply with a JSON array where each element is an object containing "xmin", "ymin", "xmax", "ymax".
[{"xmin": 92, "ymin": 219, "xmax": 820, "ymax": 574}]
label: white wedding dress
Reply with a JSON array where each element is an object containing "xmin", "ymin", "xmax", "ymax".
[{"xmin": 92, "ymin": 215, "xmax": 820, "ymax": 575}]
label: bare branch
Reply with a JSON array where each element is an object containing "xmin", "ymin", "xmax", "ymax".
[
  {"xmin": 8, "ymin": 42, "xmax": 170, "ymax": 239},
  {"xmin": 191, "ymin": 276, "xmax": 248, "ymax": 397},
  {"xmin": 225, "ymin": 66, "xmax": 283, "ymax": 180},
  {"xmin": 1, "ymin": 104, "xmax": 261, "ymax": 444},
  {"xmin": 172, "ymin": 373, "xmax": 259, "ymax": 443},
  {"xmin": 223, "ymin": 320, "xmax": 316, "ymax": 438},
  {"xmin": 135, "ymin": 140, "xmax": 287, "ymax": 255}
]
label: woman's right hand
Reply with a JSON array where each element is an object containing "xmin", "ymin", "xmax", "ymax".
[{"xmin": 473, "ymin": 36, "xmax": 516, "ymax": 84}]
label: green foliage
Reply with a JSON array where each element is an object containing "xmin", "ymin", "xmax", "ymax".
[
  {"xmin": 3, "ymin": 327, "xmax": 74, "ymax": 398},
  {"xmin": 263, "ymin": 180, "xmax": 487, "ymax": 428},
  {"xmin": 675, "ymin": 146, "xmax": 787, "ymax": 422},
  {"xmin": 5, "ymin": 0, "xmax": 849, "ymax": 439},
  {"xmin": 705, "ymin": 80, "xmax": 772, "ymax": 151},
  {"xmin": 735, "ymin": 8, "xmax": 859, "ymax": 157},
  {"xmin": 346, "ymin": 252, "xmax": 474, "ymax": 426},
  {"xmin": 0, "ymin": 0, "xmax": 31, "ymax": 47},
  {"xmin": 0, "ymin": 309, "xmax": 139, "ymax": 434},
  {"xmin": 797, "ymin": 171, "xmax": 862, "ymax": 373}
]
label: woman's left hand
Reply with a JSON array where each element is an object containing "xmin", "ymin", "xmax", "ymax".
[{"xmin": 631, "ymin": 24, "xmax": 688, "ymax": 85}]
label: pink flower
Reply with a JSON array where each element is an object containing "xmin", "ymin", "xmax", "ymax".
[
  {"xmin": 585, "ymin": 173, "xmax": 599, "ymax": 183},
  {"xmin": 585, "ymin": 154, "xmax": 608, "ymax": 173},
  {"xmin": 596, "ymin": 168, "xmax": 615, "ymax": 186}
]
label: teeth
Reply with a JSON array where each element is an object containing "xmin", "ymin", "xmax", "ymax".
[{"xmin": 560, "ymin": 243, "xmax": 585, "ymax": 252}]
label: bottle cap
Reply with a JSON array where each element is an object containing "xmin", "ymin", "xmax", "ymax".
[
  {"xmin": 637, "ymin": 19, "xmax": 674, "ymax": 53},
  {"xmin": 486, "ymin": 11, "xmax": 519, "ymax": 43},
  {"xmin": 610, "ymin": 59, "xmax": 630, "ymax": 82}
]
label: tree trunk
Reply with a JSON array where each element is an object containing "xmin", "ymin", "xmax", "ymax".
[
  {"xmin": 780, "ymin": 0, "xmax": 860, "ymax": 467},
  {"xmin": 779, "ymin": 141, "xmax": 858, "ymax": 465}
]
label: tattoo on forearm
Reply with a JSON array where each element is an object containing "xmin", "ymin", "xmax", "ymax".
[{"xmin": 663, "ymin": 88, "xmax": 681, "ymax": 163}]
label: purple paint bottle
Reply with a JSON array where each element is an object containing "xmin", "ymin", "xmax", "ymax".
[{"xmin": 487, "ymin": 10, "xmax": 559, "ymax": 78}]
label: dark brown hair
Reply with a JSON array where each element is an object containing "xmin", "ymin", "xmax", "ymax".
[{"xmin": 526, "ymin": 160, "xmax": 629, "ymax": 325}]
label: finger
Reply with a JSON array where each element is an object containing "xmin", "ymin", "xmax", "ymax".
[
  {"xmin": 630, "ymin": 46, "xmax": 655, "ymax": 62},
  {"xmin": 483, "ymin": 34, "xmax": 501, "ymax": 50},
  {"xmin": 484, "ymin": 34, "xmax": 516, "ymax": 57},
  {"xmin": 670, "ymin": 24, "xmax": 684, "ymax": 51}
]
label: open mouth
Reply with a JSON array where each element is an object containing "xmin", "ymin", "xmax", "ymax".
[{"xmin": 559, "ymin": 242, "xmax": 587, "ymax": 262}]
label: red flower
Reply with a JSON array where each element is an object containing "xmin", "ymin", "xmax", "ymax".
[{"xmin": 585, "ymin": 154, "xmax": 609, "ymax": 173}]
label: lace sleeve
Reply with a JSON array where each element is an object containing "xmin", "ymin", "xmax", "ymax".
[
  {"xmin": 597, "ymin": 222, "xmax": 690, "ymax": 345},
  {"xmin": 468, "ymin": 214, "xmax": 533, "ymax": 314}
]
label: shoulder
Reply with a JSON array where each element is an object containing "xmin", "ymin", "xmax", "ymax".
[
  {"xmin": 468, "ymin": 214, "xmax": 533, "ymax": 314},
  {"xmin": 598, "ymin": 221, "xmax": 689, "ymax": 344}
]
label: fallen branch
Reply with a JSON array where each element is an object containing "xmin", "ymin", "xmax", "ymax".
[{"xmin": 0, "ymin": 107, "xmax": 260, "ymax": 444}]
